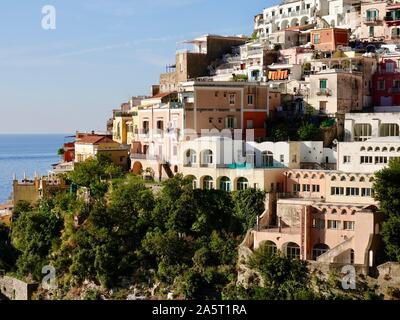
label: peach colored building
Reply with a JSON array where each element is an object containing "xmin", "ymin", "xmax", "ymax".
[
  {"xmin": 251, "ymin": 169, "xmax": 384, "ymax": 271},
  {"xmin": 310, "ymin": 28, "xmax": 350, "ymax": 52},
  {"xmin": 360, "ymin": 0, "xmax": 387, "ymax": 41}
]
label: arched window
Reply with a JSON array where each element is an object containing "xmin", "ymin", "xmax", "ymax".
[
  {"xmin": 312, "ymin": 244, "xmax": 330, "ymax": 260},
  {"xmin": 332, "ymin": 209, "xmax": 338, "ymax": 214},
  {"xmin": 350, "ymin": 176, "xmax": 355, "ymax": 182},
  {"xmin": 383, "ymin": 147, "xmax": 388, "ymax": 152},
  {"xmin": 390, "ymin": 147, "xmax": 396, "ymax": 152},
  {"xmin": 320, "ymin": 174, "xmax": 325, "ymax": 179},
  {"xmin": 360, "ymin": 147, "xmax": 366, "ymax": 152},
  {"xmin": 368, "ymin": 147, "xmax": 373, "ymax": 152},
  {"xmin": 359, "ymin": 176, "xmax": 365, "ymax": 182},
  {"xmin": 375, "ymin": 147, "xmax": 380, "ymax": 152},
  {"xmin": 303, "ymin": 174, "xmax": 309, "ymax": 179},
  {"xmin": 202, "ymin": 176, "xmax": 214, "ymax": 190},
  {"xmin": 185, "ymin": 175, "xmax": 198, "ymax": 189},
  {"xmin": 262, "ymin": 241, "xmax": 277, "ymax": 255},
  {"xmin": 369, "ymin": 177, "xmax": 375, "ymax": 182},
  {"xmin": 311, "ymin": 174, "xmax": 317, "ymax": 179},
  {"xmin": 331, "ymin": 176, "xmax": 337, "ymax": 181},
  {"xmin": 237, "ymin": 177, "xmax": 249, "ymax": 191},
  {"xmin": 285, "ymin": 242, "xmax": 300, "ymax": 260},
  {"xmin": 262, "ymin": 151, "xmax": 274, "ymax": 167},
  {"xmin": 341, "ymin": 176, "xmax": 347, "ymax": 181},
  {"xmin": 296, "ymin": 173, "xmax": 301, "ymax": 179},
  {"xmin": 287, "ymin": 173, "xmax": 293, "ymax": 178},
  {"xmin": 184, "ymin": 149, "xmax": 197, "ymax": 167},
  {"xmin": 201, "ymin": 150, "xmax": 213, "ymax": 166},
  {"xmin": 322, "ymin": 208, "xmax": 327, "ymax": 214},
  {"xmin": 341, "ymin": 209, "xmax": 347, "ymax": 215},
  {"xmin": 219, "ymin": 177, "xmax": 231, "ymax": 192}
]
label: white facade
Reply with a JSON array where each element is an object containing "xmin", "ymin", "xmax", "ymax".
[
  {"xmin": 338, "ymin": 137, "xmax": 400, "ymax": 173},
  {"xmin": 254, "ymin": 0, "xmax": 330, "ymax": 38},
  {"xmin": 344, "ymin": 112, "xmax": 400, "ymax": 142}
]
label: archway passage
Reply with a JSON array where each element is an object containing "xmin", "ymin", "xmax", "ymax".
[{"xmin": 312, "ymin": 243, "xmax": 330, "ymax": 260}]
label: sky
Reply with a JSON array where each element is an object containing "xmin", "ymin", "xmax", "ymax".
[{"xmin": 0, "ymin": 0, "xmax": 273, "ymax": 134}]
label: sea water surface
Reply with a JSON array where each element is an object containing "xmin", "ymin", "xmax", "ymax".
[{"xmin": 0, "ymin": 134, "xmax": 69, "ymax": 204}]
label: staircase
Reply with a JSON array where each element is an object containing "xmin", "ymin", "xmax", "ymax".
[
  {"xmin": 162, "ymin": 162, "xmax": 174, "ymax": 179},
  {"xmin": 317, "ymin": 236, "xmax": 354, "ymax": 263}
]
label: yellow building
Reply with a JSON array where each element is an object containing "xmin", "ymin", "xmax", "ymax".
[{"xmin": 75, "ymin": 135, "xmax": 129, "ymax": 168}]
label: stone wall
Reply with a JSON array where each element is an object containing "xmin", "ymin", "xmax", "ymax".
[{"xmin": 0, "ymin": 276, "xmax": 38, "ymax": 300}]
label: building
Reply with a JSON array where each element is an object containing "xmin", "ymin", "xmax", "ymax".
[
  {"xmin": 310, "ymin": 27, "xmax": 350, "ymax": 51},
  {"xmin": 12, "ymin": 174, "xmax": 69, "ymax": 206},
  {"xmin": 254, "ymin": 0, "xmax": 330, "ymax": 38},
  {"xmin": 159, "ymin": 35, "xmax": 248, "ymax": 93},
  {"xmin": 385, "ymin": 2, "xmax": 400, "ymax": 41},
  {"xmin": 250, "ymin": 168, "xmax": 384, "ymax": 270},
  {"xmin": 372, "ymin": 59, "xmax": 400, "ymax": 107},
  {"xmin": 306, "ymin": 69, "xmax": 363, "ymax": 116},
  {"xmin": 337, "ymin": 137, "xmax": 400, "ymax": 173},
  {"xmin": 344, "ymin": 112, "xmax": 400, "ymax": 142},
  {"xmin": 74, "ymin": 135, "xmax": 129, "ymax": 168},
  {"xmin": 360, "ymin": 0, "xmax": 387, "ymax": 41}
]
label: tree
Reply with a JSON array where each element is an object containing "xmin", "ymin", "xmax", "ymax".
[
  {"xmin": 374, "ymin": 159, "xmax": 400, "ymax": 261},
  {"xmin": 11, "ymin": 208, "xmax": 63, "ymax": 281},
  {"xmin": 0, "ymin": 223, "xmax": 17, "ymax": 271},
  {"xmin": 232, "ymin": 189, "xmax": 266, "ymax": 234},
  {"xmin": 297, "ymin": 122, "xmax": 321, "ymax": 141}
]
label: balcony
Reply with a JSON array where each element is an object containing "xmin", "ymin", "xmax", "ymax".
[
  {"xmin": 363, "ymin": 17, "xmax": 382, "ymax": 25},
  {"xmin": 316, "ymin": 88, "xmax": 332, "ymax": 97}
]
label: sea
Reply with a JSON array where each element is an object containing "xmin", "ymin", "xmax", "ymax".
[{"xmin": 0, "ymin": 134, "xmax": 70, "ymax": 204}]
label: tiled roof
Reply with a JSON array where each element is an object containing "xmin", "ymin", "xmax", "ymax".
[{"xmin": 76, "ymin": 135, "xmax": 116, "ymax": 145}]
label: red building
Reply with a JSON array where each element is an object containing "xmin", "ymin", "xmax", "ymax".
[
  {"xmin": 243, "ymin": 111, "xmax": 267, "ymax": 140},
  {"xmin": 372, "ymin": 59, "xmax": 400, "ymax": 107},
  {"xmin": 63, "ymin": 142, "xmax": 75, "ymax": 162}
]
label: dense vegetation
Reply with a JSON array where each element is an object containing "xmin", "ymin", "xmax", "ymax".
[
  {"xmin": 0, "ymin": 156, "xmax": 390, "ymax": 299},
  {"xmin": 374, "ymin": 158, "xmax": 400, "ymax": 262}
]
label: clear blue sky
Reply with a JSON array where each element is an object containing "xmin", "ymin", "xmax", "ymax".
[{"xmin": 0, "ymin": 0, "xmax": 273, "ymax": 133}]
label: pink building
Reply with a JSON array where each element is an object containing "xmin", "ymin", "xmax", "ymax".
[{"xmin": 251, "ymin": 169, "xmax": 384, "ymax": 272}]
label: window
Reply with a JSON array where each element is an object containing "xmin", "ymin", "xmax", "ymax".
[
  {"xmin": 286, "ymin": 243, "xmax": 300, "ymax": 260},
  {"xmin": 328, "ymin": 220, "xmax": 341, "ymax": 230},
  {"xmin": 209, "ymin": 118, "xmax": 213, "ymax": 124},
  {"xmin": 215, "ymin": 91, "xmax": 219, "ymax": 97},
  {"xmin": 306, "ymin": 4, "xmax": 311, "ymax": 9},
  {"xmin": 288, "ymin": 7, "xmax": 292, "ymax": 13},
  {"xmin": 378, "ymin": 80, "xmax": 385, "ymax": 91},
  {"xmin": 386, "ymin": 63, "xmax": 395, "ymax": 73},
  {"xmin": 247, "ymin": 119, "xmax": 254, "ymax": 129},
  {"xmin": 375, "ymin": 156, "xmax": 388, "ymax": 164},
  {"xmin": 226, "ymin": 117, "xmax": 235, "ymax": 129},
  {"xmin": 280, "ymin": 154, "xmax": 285, "ymax": 162},
  {"xmin": 303, "ymin": 184, "xmax": 311, "ymax": 192},
  {"xmin": 219, "ymin": 177, "xmax": 231, "ymax": 192},
  {"xmin": 313, "ymin": 244, "xmax": 329, "ymax": 260},
  {"xmin": 237, "ymin": 177, "xmax": 249, "ymax": 190},
  {"xmin": 313, "ymin": 33, "xmax": 320, "ymax": 44},
  {"xmin": 296, "ymin": 5, "xmax": 300, "ymax": 11},
  {"xmin": 262, "ymin": 151, "xmax": 274, "ymax": 167},
  {"xmin": 312, "ymin": 185, "xmax": 320, "ymax": 193},
  {"xmin": 361, "ymin": 156, "xmax": 373, "ymax": 164},
  {"xmin": 248, "ymin": 94, "xmax": 255, "ymax": 105},
  {"xmin": 293, "ymin": 184, "xmax": 301, "ymax": 192},
  {"xmin": 343, "ymin": 221, "xmax": 355, "ymax": 231},
  {"xmin": 203, "ymin": 176, "xmax": 214, "ymax": 190},
  {"xmin": 319, "ymin": 79, "xmax": 327, "ymax": 91},
  {"xmin": 343, "ymin": 156, "xmax": 351, "ymax": 163},
  {"xmin": 202, "ymin": 150, "xmax": 213, "ymax": 165},
  {"xmin": 331, "ymin": 187, "xmax": 344, "ymax": 195},
  {"xmin": 312, "ymin": 219, "xmax": 325, "ymax": 229},
  {"xmin": 354, "ymin": 124, "xmax": 372, "ymax": 141},
  {"xmin": 229, "ymin": 94, "xmax": 236, "ymax": 105},
  {"xmin": 346, "ymin": 187, "xmax": 360, "ymax": 196},
  {"xmin": 361, "ymin": 188, "xmax": 373, "ymax": 197},
  {"xmin": 380, "ymin": 123, "xmax": 399, "ymax": 137},
  {"xmin": 156, "ymin": 120, "xmax": 164, "ymax": 130},
  {"xmin": 369, "ymin": 26, "xmax": 374, "ymax": 37},
  {"xmin": 319, "ymin": 101, "xmax": 327, "ymax": 112}
]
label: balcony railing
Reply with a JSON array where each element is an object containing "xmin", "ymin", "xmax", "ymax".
[
  {"xmin": 363, "ymin": 17, "xmax": 382, "ymax": 24},
  {"xmin": 316, "ymin": 88, "xmax": 332, "ymax": 96}
]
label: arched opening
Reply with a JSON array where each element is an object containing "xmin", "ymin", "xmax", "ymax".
[
  {"xmin": 285, "ymin": 242, "xmax": 300, "ymax": 260},
  {"xmin": 331, "ymin": 176, "xmax": 337, "ymax": 181},
  {"xmin": 184, "ymin": 149, "xmax": 197, "ymax": 167},
  {"xmin": 185, "ymin": 175, "xmax": 198, "ymax": 189},
  {"xmin": 281, "ymin": 20, "xmax": 289, "ymax": 30},
  {"xmin": 200, "ymin": 149, "xmax": 213, "ymax": 167},
  {"xmin": 341, "ymin": 176, "xmax": 347, "ymax": 181},
  {"xmin": 290, "ymin": 18, "xmax": 299, "ymax": 27},
  {"xmin": 300, "ymin": 16, "xmax": 309, "ymax": 26},
  {"xmin": 262, "ymin": 240, "xmax": 277, "ymax": 255},
  {"xmin": 202, "ymin": 176, "xmax": 214, "ymax": 190},
  {"xmin": 132, "ymin": 161, "xmax": 143, "ymax": 175},
  {"xmin": 313, "ymin": 244, "xmax": 330, "ymax": 260},
  {"xmin": 219, "ymin": 176, "xmax": 231, "ymax": 192},
  {"xmin": 237, "ymin": 177, "xmax": 249, "ymax": 191}
]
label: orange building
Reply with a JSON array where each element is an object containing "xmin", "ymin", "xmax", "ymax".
[{"xmin": 310, "ymin": 28, "xmax": 350, "ymax": 52}]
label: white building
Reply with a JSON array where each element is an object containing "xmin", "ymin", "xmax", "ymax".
[
  {"xmin": 338, "ymin": 137, "xmax": 400, "ymax": 173},
  {"xmin": 254, "ymin": 0, "xmax": 330, "ymax": 38},
  {"xmin": 344, "ymin": 112, "xmax": 400, "ymax": 142}
]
